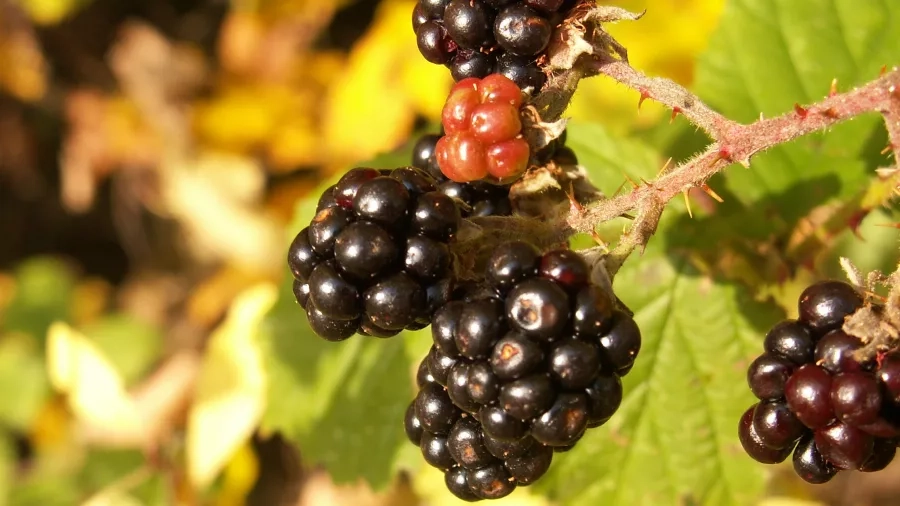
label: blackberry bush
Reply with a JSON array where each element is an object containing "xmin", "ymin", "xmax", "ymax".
[
  {"xmin": 287, "ymin": 166, "xmax": 461, "ymax": 341},
  {"xmin": 737, "ymin": 280, "xmax": 900, "ymax": 483},
  {"xmin": 404, "ymin": 241, "xmax": 638, "ymax": 499},
  {"xmin": 412, "ymin": 0, "xmax": 578, "ymax": 91}
]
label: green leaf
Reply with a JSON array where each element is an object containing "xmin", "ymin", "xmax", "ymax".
[
  {"xmin": 2, "ymin": 257, "xmax": 75, "ymax": 340},
  {"xmin": 81, "ymin": 314, "xmax": 163, "ymax": 386},
  {"xmin": 0, "ymin": 334, "xmax": 51, "ymax": 430},
  {"xmin": 538, "ymin": 221, "xmax": 783, "ymax": 506},
  {"xmin": 692, "ymin": 0, "xmax": 900, "ymax": 238}
]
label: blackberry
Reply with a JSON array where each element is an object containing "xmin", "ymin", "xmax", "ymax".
[
  {"xmin": 421, "ymin": 431, "xmax": 456, "ymax": 470},
  {"xmin": 737, "ymin": 278, "xmax": 900, "ymax": 483},
  {"xmin": 406, "ymin": 240, "xmax": 641, "ymax": 496},
  {"xmin": 412, "ymin": 0, "xmax": 569, "ymax": 92},
  {"xmin": 287, "ymin": 166, "xmax": 461, "ymax": 340},
  {"xmin": 445, "ymin": 466, "xmax": 480, "ymax": 502}
]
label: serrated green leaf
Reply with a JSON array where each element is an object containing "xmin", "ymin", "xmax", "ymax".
[
  {"xmin": 692, "ymin": 0, "xmax": 900, "ymax": 234},
  {"xmin": 538, "ymin": 223, "xmax": 783, "ymax": 506},
  {"xmin": 2, "ymin": 257, "xmax": 75, "ymax": 340}
]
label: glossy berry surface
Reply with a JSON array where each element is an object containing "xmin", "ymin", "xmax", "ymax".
[
  {"xmin": 858, "ymin": 438, "xmax": 897, "ymax": 472},
  {"xmin": 738, "ymin": 405, "xmax": 793, "ymax": 464},
  {"xmin": 467, "ymin": 464, "xmax": 516, "ymax": 499},
  {"xmin": 814, "ymin": 330, "xmax": 867, "ymax": 374},
  {"xmin": 421, "ymin": 431, "xmax": 456, "ymax": 470},
  {"xmin": 877, "ymin": 351, "xmax": 900, "ymax": 403},
  {"xmin": 585, "ymin": 373, "xmax": 622, "ymax": 427},
  {"xmin": 505, "ymin": 278, "xmax": 570, "ymax": 340},
  {"xmin": 598, "ymin": 312, "xmax": 642, "ymax": 374},
  {"xmin": 435, "ymin": 74, "xmax": 529, "ymax": 182},
  {"xmin": 500, "ymin": 374, "xmax": 555, "ymax": 421},
  {"xmin": 495, "ymin": 52, "xmax": 546, "ymax": 92},
  {"xmin": 763, "ymin": 319, "xmax": 815, "ymax": 365},
  {"xmin": 494, "ymin": 4, "xmax": 552, "ymax": 56},
  {"xmin": 490, "ymin": 332, "xmax": 544, "ymax": 380},
  {"xmin": 486, "ymin": 240, "xmax": 541, "ymax": 292},
  {"xmin": 539, "ymin": 249, "xmax": 590, "ymax": 293},
  {"xmin": 747, "ymin": 353, "xmax": 794, "ymax": 400},
  {"xmin": 445, "ymin": 466, "xmax": 480, "ymax": 502},
  {"xmin": 814, "ymin": 421, "xmax": 874, "ymax": 470},
  {"xmin": 405, "ymin": 402, "xmax": 424, "ymax": 445},
  {"xmin": 530, "ymin": 393, "xmax": 589, "ymax": 446},
  {"xmin": 785, "ymin": 364, "xmax": 835, "ymax": 429},
  {"xmin": 416, "ymin": 383, "xmax": 462, "ymax": 434},
  {"xmin": 549, "ymin": 338, "xmax": 601, "ymax": 389},
  {"xmin": 792, "ymin": 435, "xmax": 837, "ymax": 484},
  {"xmin": 797, "ymin": 280, "xmax": 863, "ymax": 335},
  {"xmin": 751, "ymin": 400, "xmax": 805, "ymax": 449},
  {"xmin": 444, "ymin": 0, "xmax": 495, "ymax": 50},
  {"xmin": 830, "ymin": 372, "xmax": 882, "ymax": 426},
  {"xmin": 480, "ymin": 404, "xmax": 528, "ymax": 440},
  {"xmin": 448, "ymin": 417, "xmax": 496, "ymax": 469},
  {"xmin": 505, "ymin": 443, "xmax": 553, "ymax": 485}
]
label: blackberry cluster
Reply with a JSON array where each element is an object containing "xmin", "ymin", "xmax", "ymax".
[
  {"xmin": 404, "ymin": 241, "xmax": 640, "ymax": 500},
  {"xmin": 412, "ymin": 133, "xmax": 514, "ymax": 218},
  {"xmin": 287, "ymin": 166, "xmax": 461, "ymax": 341},
  {"xmin": 412, "ymin": 0, "xmax": 577, "ymax": 92},
  {"xmin": 740, "ymin": 280, "xmax": 900, "ymax": 483}
]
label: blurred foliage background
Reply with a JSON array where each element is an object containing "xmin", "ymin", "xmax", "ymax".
[{"xmin": 1, "ymin": 0, "xmax": 898, "ymax": 505}]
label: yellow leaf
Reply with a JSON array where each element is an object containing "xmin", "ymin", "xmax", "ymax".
[
  {"xmin": 186, "ymin": 282, "xmax": 276, "ymax": 490},
  {"xmin": 13, "ymin": 0, "xmax": 89, "ymax": 26},
  {"xmin": 757, "ymin": 498, "xmax": 825, "ymax": 506},
  {"xmin": 46, "ymin": 322, "xmax": 144, "ymax": 441},
  {"xmin": 213, "ymin": 441, "xmax": 260, "ymax": 506}
]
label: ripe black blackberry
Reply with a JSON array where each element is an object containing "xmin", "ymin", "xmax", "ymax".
[
  {"xmin": 412, "ymin": 0, "xmax": 576, "ymax": 92},
  {"xmin": 287, "ymin": 167, "xmax": 462, "ymax": 341},
  {"xmin": 405, "ymin": 240, "xmax": 640, "ymax": 498},
  {"xmin": 738, "ymin": 279, "xmax": 900, "ymax": 483}
]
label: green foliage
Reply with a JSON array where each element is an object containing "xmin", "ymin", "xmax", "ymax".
[
  {"xmin": 2, "ymin": 257, "xmax": 75, "ymax": 341},
  {"xmin": 0, "ymin": 334, "xmax": 50, "ymax": 431},
  {"xmin": 81, "ymin": 314, "xmax": 163, "ymax": 387}
]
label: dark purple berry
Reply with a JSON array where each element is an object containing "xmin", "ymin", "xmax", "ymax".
[
  {"xmin": 494, "ymin": 4, "xmax": 552, "ymax": 56},
  {"xmin": 482, "ymin": 432, "xmax": 533, "ymax": 459},
  {"xmin": 530, "ymin": 393, "xmax": 589, "ymax": 447},
  {"xmin": 417, "ymin": 359, "xmax": 436, "ymax": 387},
  {"xmin": 316, "ymin": 185, "xmax": 338, "ymax": 211},
  {"xmin": 448, "ymin": 417, "xmax": 497, "ymax": 469},
  {"xmin": 785, "ymin": 364, "xmax": 835, "ymax": 429},
  {"xmin": 490, "ymin": 331, "xmax": 544, "ymax": 380},
  {"xmin": 307, "ymin": 262, "xmax": 359, "ymax": 320},
  {"xmin": 738, "ymin": 405, "xmax": 793, "ymax": 464},
  {"xmin": 471, "ymin": 197, "xmax": 512, "ymax": 217},
  {"xmin": 305, "ymin": 301, "xmax": 358, "ymax": 341},
  {"xmin": 499, "ymin": 374, "xmax": 555, "ymax": 421},
  {"xmin": 412, "ymin": 192, "xmax": 461, "ymax": 241},
  {"xmin": 797, "ymin": 280, "xmax": 863, "ymax": 335},
  {"xmin": 858, "ymin": 437, "xmax": 896, "ymax": 472},
  {"xmin": 792, "ymin": 435, "xmax": 837, "ymax": 484},
  {"xmin": 334, "ymin": 168, "xmax": 380, "ymax": 208},
  {"xmin": 444, "ymin": 0, "xmax": 495, "ymax": 50},
  {"xmin": 362, "ymin": 272, "xmax": 425, "ymax": 330},
  {"xmin": 506, "ymin": 278, "xmax": 570, "ymax": 340},
  {"xmin": 390, "ymin": 167, "xmax": 435, "ymax": 196},
  {"xmin": 444, "ymin": 467, "xmax": 480, "ymax": 502},
  {"xmin": 292, "ymin": 280, "xmax": 310, "ymax": 308},
  {"xmin": 467, "ymin": 361, "xmax": 501, "ymax": 404},
  {"xmin": 416, "ymin": 21, "xmax": 456, "ymax": 64},
  {"xmin": 416, "ymin": 382, "xmax": 462, "ymax": 434},
  {"xmin": 405, "ymin": 401, "xmax": 424, "ymax": 445},
  {"xmin": 360, "ymin": 315, "xmax": 402, "ymax": 338},
  {"xmin": 466, "ymin": 464, "xmax": 516, "ymax": 499},
  {"xmin": 539, "ymin": 249, "xmax": 589, "ymax": 293},
  {"xmin": 747, "ymin": 353, "xmax": 794, "ymax": 400},
  {"xmin": 585, "ymin": 373, "xmax": 622, "ymax": 427},
  {"xmin": 428, "ymin": 345, "xmax": 459, "ymax": 387},
  {"xmin": 524, "ymin": 0, "xmax": 564, "ymax": 13},
  {"xmin": 763, "ymin": 319, "xmax": 815, "ymax": 365},
  {"xmin": 451, "ymin": 50, "xmax": 495, "ymax": 81},
  {"xmin": 549, "ymin": 338, "xmax": 601, "ymax": 389},
  {"xmin": 456, "ymin": 299, "xmax": 506, "ymax": 359},
  {"xmin": 421, "ymin": 0, "xmax": 451, "ymax": 18},
  {"xmin": 447, "ymin": 362, "xmax": 481, "ymax": 413},
  {"xmin": 486, "ymin": 240, "xmax": 541, "ymax": 293},
  {"xmin": 831, "ymin": 372, "xmax": 882, "ymax": 426},
  {"xmin": 505, "ymin": 443, "xmax": 553, "ymax": 485},
  {"xmin": 412, "ymin": 134, "xmax": 441, "ymax": 174},
  {"xmin": 352, "ymin": 177, "xmax": 410, "ymax": 227},
  {"xmin": 572, "ymin": 285, "xmax": 616, "ymax": 337},
  {"xmin": 598, "ymin": 312, "xmax": 642, "ymax": 374},
  {"xmin": 333, "ymin": 221, "xmax": 398, "ymax": 279},
  {"xmin": 495, "ymin": 53, "xmax": 545, "ymax": 92},
  {"xmin": 480, "ymin": 405, "xmax": 527, "ymax": 441},
  {"xmin": 308, "ymin": 206, "xmax": 353, "ymax": 256},
  {"xmin": 421, "ymin": 431, "xmax": 456, "ymax": 470},
  {"xmin": 814, "ymin": 421, "xmax": 874, "ymax": 470},
  {"xmin": 432, "ymin": 301, "xmax": 464, "ymax": 358},
  {"xmin": 815, "ymin": 329, "xmax": 867, "ymax": 374},
  {"xmin": 878, "ymin": 351, "xmax": 900, "ymax": 403},
  {"xmin": 413, "ymin": 3, "xmax": 429, "ymax": 31},
  {"xmin": 404, "ymin": 236, "xmax": 450, "ymax": 282},
  {"xmin": 287, "ymin": 227, "xmax": 318, "ymax": 281},
  {"xmin": 751, "ymin": 400, "xmax": 805, "ymax": 449}
]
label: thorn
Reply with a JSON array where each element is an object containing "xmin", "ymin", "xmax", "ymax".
[
  {"xmin": 623, "ymin": 172, "xmax": 639, "ymax": 189},
  {"xmin": 848, "ymin": 209, "xmax": 870, "ymax": 240},
  {"xmin": 881, "ymin": 65, "xmax": 888, "ymax": 76},
  {"xmin": 829, "ymin": 78, "xmax": 839, "ymax": 97},
  {"xmin": 612, "ymin": 180, "xmax": 628, "ymax": 197},
  {"xmin": 701, "ymin": 184, "xmax": 724, "ymax": 203},
  {"xmin": 638, "ymin": 89, "xmax": 651, "ymax": 110},
  {"xmin": 566, "ymin": 181, "xmax": 584, "ymax": 213},
  {"xmin": 670, "ymin": 107, "xmax": 682, "ymax": 123},
  {"xmin": 658, "ymin": 157, "xmax": 673, "ymax": 176},
  {"xmin": 759, "ymin": 112, "xmax": 765, "ymax": 121},
  {"xmin": 714, "ymin": 147, "xmax": 734, "ymax": 164},
  {"xmin": 639, "ymin": 177, "xmax": 653, "ymax": 188},
  {"xmin": 881, "ymin": 144, "xmax": 894, "ymax": 155},
  {"xmin": 683, "ymin": 190, "xmax": 693, "ymax": 218},
  {"xmin": 874, "ymin": 222, "xmax": 900, "ymax": 229},
  {"xmin": 822, "ymin": 107, "xmax": 840, "ymax": 119},
  {"xmin": 737, "ymin": 158, "xmax": 751, "ymax": 169},
  {"xmin": 794, "ymin": 103, "xmax": 809, "ymax": 118},
  {"xmin": 590, "ymin": 230, "xmax": 611, "ymax": 252}
]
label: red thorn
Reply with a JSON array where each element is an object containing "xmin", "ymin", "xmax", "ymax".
[
  {"xmin": 848, "ymin": 209, "xmax": 871, "ymax": 240},
  {"xmin": 638, "ymin": 89, "xmax": 651, "ymax": 110},
  {"xmin": 800, "ymin": 257, "xmax": 818, "ymax": 275},
  {"xmin": 880, "ymin": 65, "xmax": 888, "ymax": 76},
  {"xmin": 566, "ymin": 181, "xmax": 584, "ymax": 213},
  {"xmin": 590, "ymin": 230, "xmax": 610, "ymax": 252},
  {"xmin": 829, "ymin": 78, "xmax": 839, "ymax": 97},
  {"xmin": 794, "ymin": 103, "xmax": 809, "ymax": 118},
  {"xmin": 715, "ymin": 147, "xmax": 734, "ymax": 164},
  {"xmin": 822, "ymin": 107, "xmax": 840, "ymax": 119},
  {"xmin": 670, "ymin": 107, "xmax": 682, "ymax": 123},
  {"xmin": 881, "ymin": 144, "xmax": 895, "ymax": 155},
  {"xmin": 623, "ymin": 173, "xmax": 639, "ymax": 189}
]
